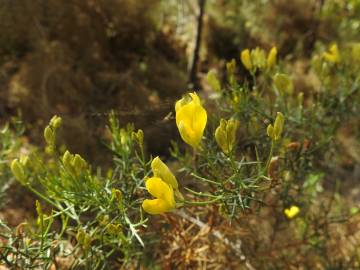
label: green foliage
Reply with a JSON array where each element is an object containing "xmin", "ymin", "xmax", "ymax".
[{"xmin": 1, "ymin": 1, "xmax": 360, "ymax": 269}]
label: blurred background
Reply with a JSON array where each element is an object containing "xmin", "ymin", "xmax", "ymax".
[{"xmin": 1, "ymin": 0, "xmax": 358, "ymax": 165}]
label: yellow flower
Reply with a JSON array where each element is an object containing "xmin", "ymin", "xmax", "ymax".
[
  {"xmin": 240, "ymin": 49, "xmax": 252, "ymax": 71},
  {"xmin": 267, "ymin": 46, "xmax": 277, "ymax": 69},
  {"xmin": 175, "ymin": 92, "xmax": 207, "ymax": 149},
  {"xmin": 323, "ymin": 43, "xmax": 340, "ymax": 63},
  {"xmin": 284, "ymin": 205, "xmax": 300, "ymax": 219},
  {"xmin": 142, "ymin": 177, "xmax": 176, "ymax": 215},
  {"xmin": 215, "ymin": 119, "xmax": 240, "ymax": 154},
  {"xmin": 151, "ymin": 156, "xmax": 178, "ymax": 189}
]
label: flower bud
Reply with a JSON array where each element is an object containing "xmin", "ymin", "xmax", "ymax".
[
  {"xmin": 132, "ymin": 129, "xmax": 144, "ymax": 147},
  {"xmin": 273, "ymin": 73, "xmax": 293, "ymax": 95},
  {"xmin": 273, "ymin": 112, "xmax": 285, "ymax": 141},
  {"xmin": 267, "ymin": 124, "xmax": 274, "ymax": 139},
  {"xmin": 107, "ymin": 223, "xmax": 122, "ymax": 235},
  {"xmin": 251, "ymin": 47, "xmax": 266, "ymax": 69},
  {"xmin": 215, "ymin": 118, "xmax": 239, "ymax": 154},
  {"xmin": 11, "ymin": 159, "xmax": 26, "ymax": 184},
  {"xmin": 267, "ymin": 46, "xmax": 277, "ymax": 69},
  {"xmin": 112, "ymin": 188, "xmax": 123, "ymax": 203},
  {"xmin": 120, "ymin": 128, "xmax": 128, "ymax": 146},
  {"xmin": 72, "ymin": 154, "xmax": 87, "ymax": 175},
  {"xmin": 20, "ymin": 155, "xmax": 29, "ymax": 167},
  {"xmin": 44, "ymin": 126, "xmax": 55, "ymax": 145},
  {"xmin": 226, "ymin": 59, "xmax": 236, "ymax": 85},
  {"xmin": 36, "ymin": 200, "xmax": 42, "ymax": 217},
  {"xmin": 62, "ymin": 150, "xmax": 74, "ymax": 171},
  {"xmin": 240, "ymin": 49, "xmax": 252, "ymax": 71},
  {"xmin": 50, "ymin": 115, "xmax": 62, "ymax": 129},
  {"xmin": 206, "ymin": 70, "xmax": 221, "ymax": 92}
]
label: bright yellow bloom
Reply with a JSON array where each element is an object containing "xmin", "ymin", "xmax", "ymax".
[
  {"xmin": 240, "ymin": 49, "xmax": 252, "ymax": 71},
  {"xmin": 267, "ymin": 46, "xmax": 277, "ymax": 69},
  {"xmin": 151, "ymin": 156, "xmax": 178, "ymax": 189},
  {"xmin": 284, "ymin": 205, "xmax": 300, "ymax": 219},
  {"xmin": 323, "ymin": 44, "xmax": 340, "ymax": 63},
  {"xmin": 175, "ymin": 92, "xmax": 207, "ymax": 149},
  {"xmin": 215, "ymin": 119, "xmax": 240, "ymax": 154},
  {"xmin": 142, "ymin": 177, "xmax": 175, "ymax": 215}
]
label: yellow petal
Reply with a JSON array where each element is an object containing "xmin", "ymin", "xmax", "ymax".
[
  {"xmin": 192, "ymin": 102, "xmax": 207, "ymax": 139},
  {"xmin": 240, "ymin": 49, "xmax": 252, "ymax": 71},
  {"xmin": 189, "ymin": 92, "xmax": 201, "ymax": 105},
  {"xmin": 175, "ymin": 97, "xmax": 187, "ymax": 112},
  {"xmin": 151, "ymin": 157, "xmax": 178, "ymax": 189},
  {"xmin": 145, "ymin": 177, "xmax": 175, "ymax": 208},
  {"xmin": 323, "ymin": 44, "xmax": 340, "ymax": 63},
  {"xmin": 142, "ymin": 198, "xmax": 173, "ymax": 215},
  {"xmin": 267, "ymin": 46, "xmax": 277, "ymax": 68},
  {"xmin": 177, "ymin": 120, "xmax": 198, "ymax": 148},
  {"xmin": 284, "ymin": 205, "xmax": 300, "ymax": 219}
]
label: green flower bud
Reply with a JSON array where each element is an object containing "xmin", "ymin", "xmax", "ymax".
[
  {"xmin": 226, "ymin": 119, "xmax": 239, "ymax": 147},
  {"xmin": 44, "ymin": 126, "xmax": 55, "ymax": 145},
  {"xmin": 267, "ymin": 124, "xmax": 274, "ymax": 139},
  {"xmin": 251, "ymin": 47, "xmax": 266, "ymax": 69},
  {"xmin": 132, "ymin": 129, "xmax": 144, "ymax": 147},
  {"xmin": 35, "ymin": 200, "xmax": 42, "ymax": 216},
  {"xmin": 120, "ymin": 129, "xmax": 128, "ymax": 145},
  {"xmin": 215, "ymin": 119, "xmax": 227, "ymax": 152},
  {"xmin": 72, "ymin": 154, "xmax": 87, "ymax": 175},
  {"xmin": 11, "ymin": 159, "xmax": 26, "ymax": 184},
  {"xmin": 50, "ymin": 115, "xmax": 62, "ymax": 129},
  {"xmin": 226, "ymin": 59, "xmax": 236, "ymax": 85},
  {"xmin": 206, "ymin": 70, "xmax": 221, "ymax": 92},
  {"xmin": 107, "ymin": 223, "xmax": 122, "ymax": 235},
  {"xmin": 273, "ymin": 112, "xmax": 285, "ymax": 140},
  {"xmin": 215, "ymin": 118, "xmax": 239, "ymax": 154},
  {"xmin": 62, "ymin": 150, "xmax": 74, "ymax": 171},
  {"xmin": 19, "ymin": 155, "xmax": 30, "ymax": 167},
  {"xmin": 273, "ymin": 73, "xmax": 293, "ymax": 95}
]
